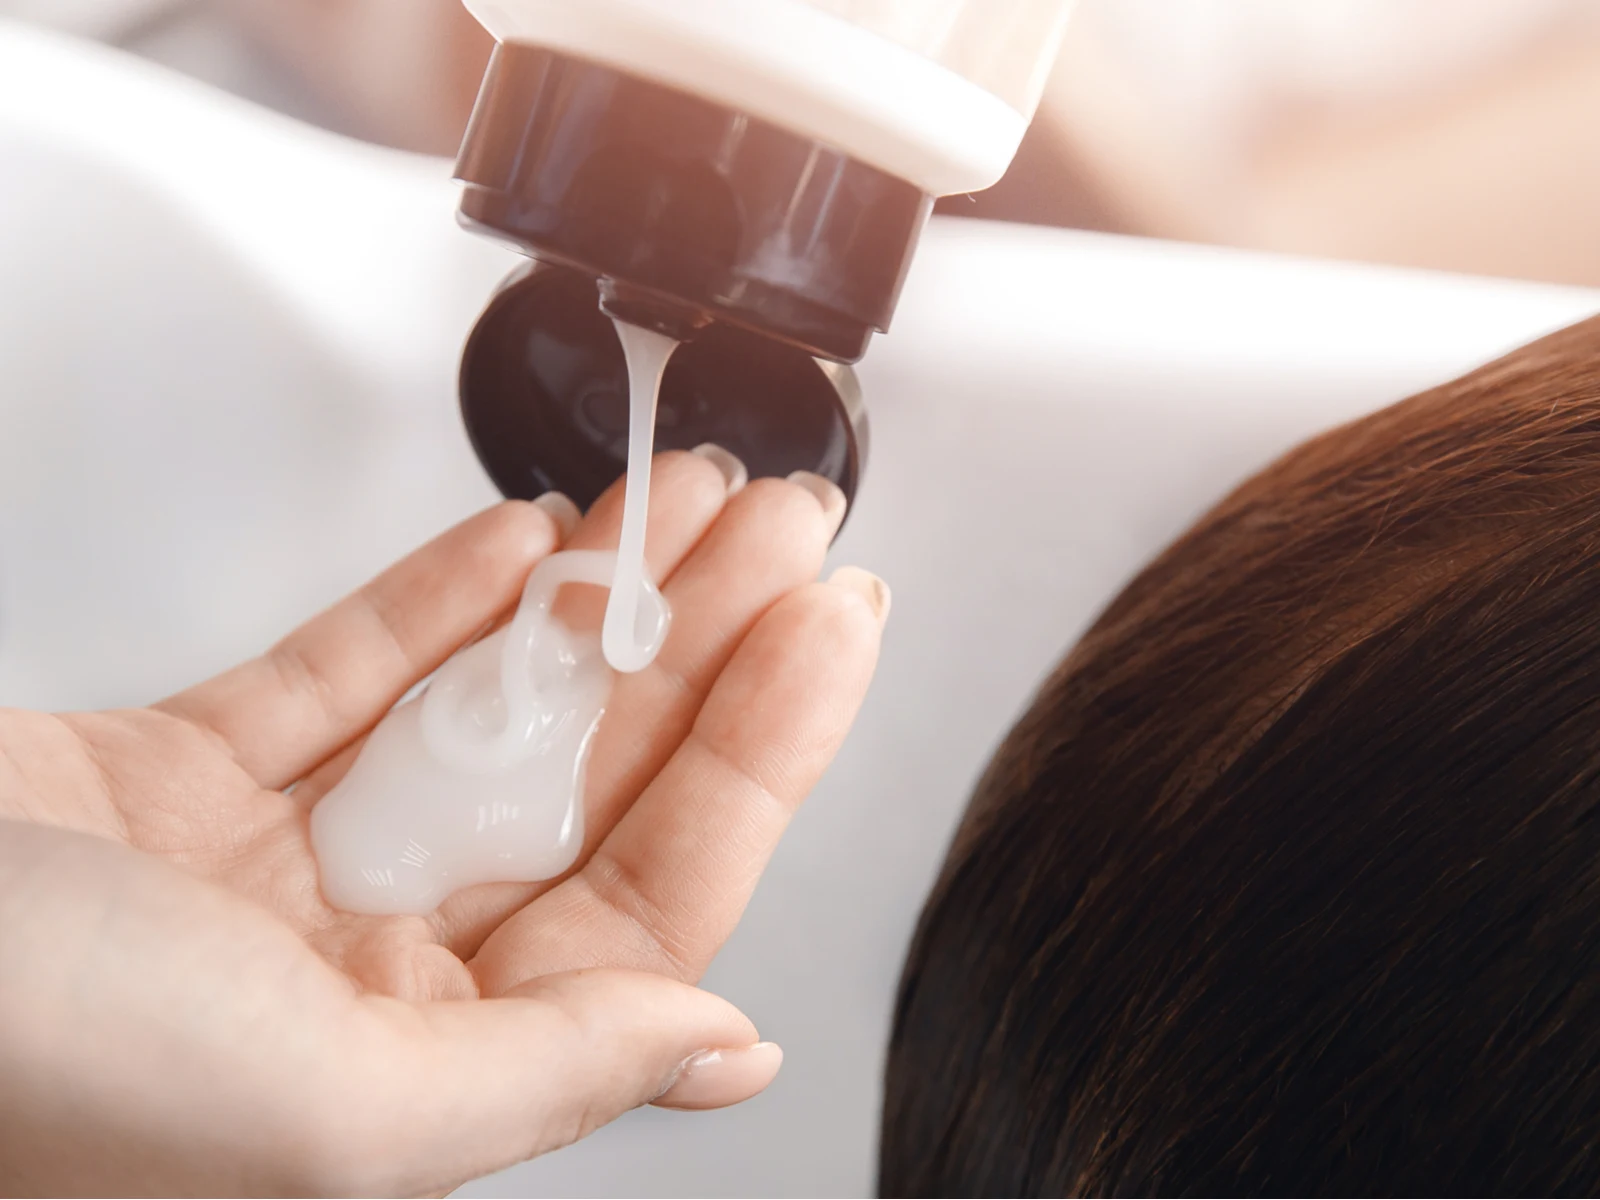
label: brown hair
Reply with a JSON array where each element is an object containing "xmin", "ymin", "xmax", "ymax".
[{"xmin": 882, "ymin": 315, "xmax": 1600, "ymax": 1196}]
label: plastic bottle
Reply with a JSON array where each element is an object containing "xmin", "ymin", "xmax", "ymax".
[
  {"xmin": 454, "ymin": 0, "xmax": 1076, "ymax": 515},
  {"xmin": 462, "ymin": 0, "xmax": 1077, "ymax": 197}
]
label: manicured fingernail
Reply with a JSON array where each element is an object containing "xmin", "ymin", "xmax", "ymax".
[
  {"xmin": 533, "ymin": 492, "xmax": 581, "ymax": 541},
  {"xmin": 829, "ymin": 566, "xmax": 892, "ymax": 625},
  {"xmin": 653, "ymin": 1042, "xmax": 784, "ymax": 1111},
  {"xmin": 692, "ymin": 443, "xmax": 748, "ymax": 496},
  {"xmin": 787, "ymin": 471, "xmax": 848, "ymax": 535}
]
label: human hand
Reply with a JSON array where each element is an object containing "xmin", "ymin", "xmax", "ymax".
[{"xmin": 0, "ymin": 451, "xmax": 887, "ymax": 1197}]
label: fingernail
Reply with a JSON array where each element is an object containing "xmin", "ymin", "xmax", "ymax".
[
  {"xmin": 828, "ymin": 566, "xmax": 892, "ymax": 625},
  {"xmin": 787, "ymin": 471, "xmax": 848, "ymax": 535},
  {"xmin": 533, "ymin": 492, "xmax": 581, "ymax": 542},
  {"xmin": 692, "ymin": 443, "xmax": 748, "ymax": 496},
  {"xmin": 653, "ymin": 1042, "xmax": 784, "ymax": 1111}
]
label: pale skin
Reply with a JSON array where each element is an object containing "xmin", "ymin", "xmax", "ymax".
[{"xmin": 0, "ymin": 450, "xmax": 888, "ymax": 1197}]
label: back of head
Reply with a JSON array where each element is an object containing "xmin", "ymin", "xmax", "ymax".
[{"xmin": 882, "ymin": 317, "xmax": 1600, "ymax": 1197}]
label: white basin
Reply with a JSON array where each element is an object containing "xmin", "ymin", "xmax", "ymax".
[{"xmin": 2, "ymin": 20, "xmax": 1596, "ymax": 1198}]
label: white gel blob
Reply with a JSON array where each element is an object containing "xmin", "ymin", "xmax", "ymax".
[{"xmin": 310, "ymin": 317, "xmax": 680, "ymax": 916}]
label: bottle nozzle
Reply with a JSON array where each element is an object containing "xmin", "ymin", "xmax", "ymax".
[{"xmin": 598, "ymin": 280, "xmax": 713, "ymax": 345}]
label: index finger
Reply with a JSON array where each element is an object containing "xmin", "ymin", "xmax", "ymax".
[
  {"xmin": 157, "ymin": 500, "xmax": 567, "ymax": 791},
  {"xmin": 471, "ymin": 569, "xmax": 889, "ymax": 993}
]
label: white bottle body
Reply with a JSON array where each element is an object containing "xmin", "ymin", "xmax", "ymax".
[{"xmin": 462, "ymin": 0, "xmax": 1077, "ymax": 197}]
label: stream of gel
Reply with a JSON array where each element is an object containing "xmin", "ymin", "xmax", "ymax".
[{"xmin": 310, "ymin": 318, "xmax": 679, "ymax": 916}]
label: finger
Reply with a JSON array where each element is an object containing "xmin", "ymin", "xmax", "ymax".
[
  {"xmin": 431, "ymin": 472, "xmax": 845, "ymax": 958},
  {"xmin": 156, "ymin": 502, "xmax": 569, "ymax": 791},
  {"xmin": 542, "ymin": 447, "xmax": 740, "ymax": 636},
  {"xmin": 288, "ymin": 451, "xmax": 736, "ymax": 814},
  {"xmin": 601, "ymin": 472, "xmax": 849, "ymax": 795},
  {"xmin": 341, "ymin": 970, "xmax": 779, "ymax": 1197},
  {"xmin": 401, "ymin": 450, "xmax": 734, "ymax": 942},
  {"xmin": 573, "ymin": 445, "xmax": 743, "ymax": 563},
  {"xmin": 470, "ymin": 569, "xmax": 888, "ymax": 994},
  {"xmin": 462, "ymin": 448, "xmax": 742, "ymax": 652}
]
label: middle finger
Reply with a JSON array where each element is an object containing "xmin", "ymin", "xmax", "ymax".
[
  {"xmin": 414, "ymin": 448, "xmax": 732, "ymax": 946},
  {"xmin": 432, "ymin": 466, "xmax": 845, "ymax": 957}
]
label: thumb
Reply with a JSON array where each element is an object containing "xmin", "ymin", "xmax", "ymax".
[{"xmin": 344, "ymin": 968, "xmax": 781, "ymax": 1195}]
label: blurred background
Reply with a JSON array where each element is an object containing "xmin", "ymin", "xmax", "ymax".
[{"xmin": 4, "ymin": 0, "xmax": 1599, "ymax": 285}]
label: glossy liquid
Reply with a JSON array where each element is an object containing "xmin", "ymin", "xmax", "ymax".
[
  {"xmin": 310, "ymin": 319, "xmax": 678, "ymax": 915},
  {"xmin": 602, "ymin": 320, "xmax": 679, "ymax": 673}
]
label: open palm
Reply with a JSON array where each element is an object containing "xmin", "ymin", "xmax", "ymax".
[{"xmin": 0, "ymin": 452, "xmax": 886, "ymax": 1197}]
